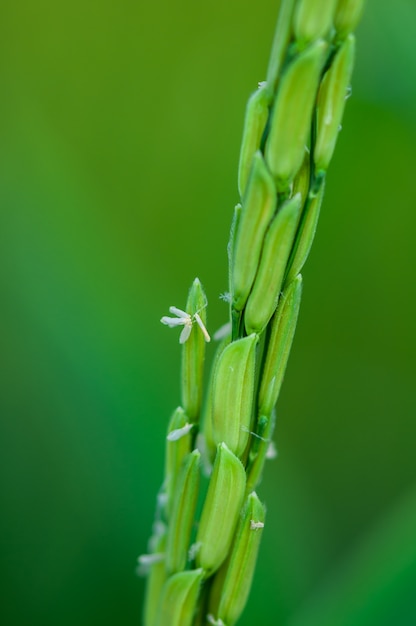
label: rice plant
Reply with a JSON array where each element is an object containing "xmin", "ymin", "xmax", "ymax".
[{"xmin": 142, "ymin": 1, "xmax": 365, "ymax": 624}]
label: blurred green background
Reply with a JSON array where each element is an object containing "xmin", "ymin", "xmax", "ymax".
[{"xmin": 1, "ymin": 1, "xmax": 415, "ymax": 624}]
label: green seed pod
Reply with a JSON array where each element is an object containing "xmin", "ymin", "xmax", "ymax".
[
  {"xmin": 211, "ymin": 334, "xmax": 257, "ymax": 457},
  {"xmin": 166, "ymin": 450, "xmax": 201, "ymax": 574},
  {"xmin": 246, "ymin": 413, "xmax": 276, "ymax": 494},
  {"xmin": 292, "ymin": 150, "xmax": 311, "ymax": 205},
  {"xmin": 334, "ymin": 0, "xmax": 365, "ymax": 38},
  {"xmin": 165, "ymin": 406, "xmax": 192, "ymax": 518},
  {"xmin": 314, "ymin": 35, "xmax": 355, "ymax": 173},
  {"xmin": 209, "ymin": 492, "xmax": 266, "ymax": 626},
  {"xmin": 265, "ymin": 40, "xmax": 328, "ymax": 189},
  {"xmin": 201, "ymin": 337, "xmax": 231, "ymax": 466},
  {"xmin": 258, "ymin": 275, "xmax": 303, "ymax": 417},
  {"xmin": 238, "ymin": 85, "xmax": 271, "ymax": 198},
  {"xmin": 156, "ymin": 568, "xmax": 204, "ymax": 626},
  {"xmin": 285, "ymin": 183, "xmax": 325, "ymax": 284},
  {"xmin": 266, "ymin": 0, "xmax": 297, "ymax": 94},
  {"xmin": 232, "ymin": 152, "xmax": 277, "ymax": 312},
  {"xmin": 294, "ymin": 0, "xmax": 338, "ymax": 44},
  {"xmin": 143, "ymin": 534, "xmax": 167, "ymax": 626},
  {"xmin": 196, "ymin": 443, "xmax": 246, "ymax": 575},
  {"xmin": 181, "ymin": 278, "xmax": 209, "ymax": 421},
  {"xmin": 245, "ymin": 194, "xmax": 302, "ymax": 335}
]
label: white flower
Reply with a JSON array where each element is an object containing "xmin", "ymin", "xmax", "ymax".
[
  {"xmin": 207, "ymin": 615, "xmax": 225, "ymax": 626},
  {"xmin": 166, "ymin": 422, "xmax": 193, "ymax": 441},
  {"xmin": 188, "ymin": 541, "xmax": 202, "ymax": 561},
  {"xmin": 161, "ymin": 306, "xmax": 211, "ymax": 344},
  {"xmin": 137, "ymin": 552, "xmax": 164, "ymax": 566},
  {"xmin": 250, "ymin": 519, "xmax": 265, "ymax": 531},
  {"xmin": 136, "ymin": 552, "xmax": 165, "ymax": 576},
  {"xmin": 266, "ymin": 440, "xmax": 278, "ymax": 459}
]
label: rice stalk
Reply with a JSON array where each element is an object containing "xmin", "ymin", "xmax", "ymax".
[{"xmin": 143, "ymin": 1, "xmax": 364, "ymax": 624}]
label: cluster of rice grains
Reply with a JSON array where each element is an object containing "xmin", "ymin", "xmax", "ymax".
[{"xmin": 142, "ymin": 1, "xmax": 364, "ymax": 624}]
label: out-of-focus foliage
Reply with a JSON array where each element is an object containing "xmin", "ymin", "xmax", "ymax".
[{"xmin": 0, "ymin": 1, "xmax": 415, "ymax": 625}]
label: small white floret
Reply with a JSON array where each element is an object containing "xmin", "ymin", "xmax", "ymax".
[
  {"xmin": 207, "ymin": 615, "xmax": 225, "ymax": 626},
  {"xmin": 161, "ymin": 307, "xmax": 192, "ymax": 339},
  {"xmin": 137, "ymin": 552, "xmax": 164, "ymax": 566},
  {"xmin": 152, "ymin": 520, "xmax": 166, "ymax": 538},
  {"xmin": 148, "ymin": 520, "xmax": 166, "ymax": 553},
  {"xmin": 266, "ymin": 440, "xmax": 278, "ymax": 459},
  {"xmin": 161, "ymin": 304, "xmax": 210, "ymax": 343},
  {"xmin": 157, "ymin": 492, "xmax": 168, "ymax": 507},
  {"xmin": 250, "ymin": 520, "xmax": 265, "ymax": 531},
  {"xmin": 188, "ymin": 541, "xmax": 202, "ymax": 561},
  {"xmin": 167, "ymin": 422, "xmax": 193, "ymax": 442},
  {"xmin": 137, "ymin": 552, "xmax": 165, "ymax": 576}
]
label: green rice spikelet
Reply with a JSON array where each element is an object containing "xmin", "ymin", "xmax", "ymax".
[
  {"xmin": 265, "ymin": 39, "xmax": 327, "ymax": 189},
  {"xmin": 196, "ymin": 443, "xmax": 246, "ymax": 575},
  {"xmin": 245, "ymin": 194, "xmax": 302, "ymax": 335}
]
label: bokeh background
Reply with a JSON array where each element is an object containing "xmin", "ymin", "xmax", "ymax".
[{"xmin": 1, "ymin": 1, "xmax": 415, "ymax": 624}]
